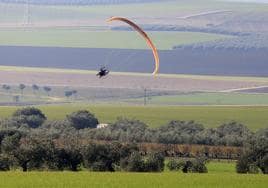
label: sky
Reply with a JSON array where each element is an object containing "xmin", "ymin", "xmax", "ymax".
[{"xmin": 224, "ymin": 0, "xmax": 268, "ymax": 3}]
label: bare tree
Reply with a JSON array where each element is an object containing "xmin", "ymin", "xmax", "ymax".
[
  {"xmin": 19, "ymin": 84, "xmax": 26, "ymax": 96},
  {"xmin": 72, "ymin": 90, "xmax": 78, "ymax": 100},
  {"xmin": 32, "ymin": 84, "xmax": 39, "ymax": 96},
  {"xmin": 64, "ymin": 90, "xmax": 78, "ymax": 100},
  {"xmin": 2, "ymin": 84, "xmax": 11, "ymax": 95},
  {"xmin": 43, "ymin": 86, "xmax": 52, "ymax": 96},
  {"xmin": 19, "ymin": 84, "xmax": 26, "ymax": 95},
  {"xmin": 64, "ymin": 90, "xmax": 73, "ymax": 99},
  {"xmin": 13, "ymin": 95, "xmax": 20, "ymax": 103}
]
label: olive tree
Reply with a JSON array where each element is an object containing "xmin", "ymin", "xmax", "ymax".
[
  {"xmin": 66, "ymin": 110, "xmax": 99, "ymax": 130},
  {"xmin": 12, "ymin": 107, "xmax": 47, "ymax": 128}
]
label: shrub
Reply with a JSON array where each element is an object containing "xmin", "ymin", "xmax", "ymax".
[
  {"xmin": 259, "ymin": 154, "xmax": 268, "ymax": 174},
  {"xmin": 144, "ymin": 152, "xmax": 165, "ymax": 172},
  {"xmin": 236, "ymin": 154, "xmax": 251, "ymax": 173},
  {"xmin": 182, "ymin": 160, "xmax": 193, "ymax": 173},
  {"xmin": 52, "ymin": 148, "xmax": 83, "ymax": 171},
  {"xmin": 12, "ymin": 107, "xmax": 46, "ymax": 128},
  {"xmin": 122, "ymin": 151, "xmax": 165, "ymax": 172},
  {"xmin": 167, "ymin": 159, "xmax": 184, "ymax": 171},
  {"xmin": 236, "ymin": 128, "xmax": 268, "ymax": 174},
  {"xmin": 82, "ymin": 143, "xmax": 116, "ymax": 172},
  {"xmin": 182, "ymin": 158, "xmax": 208, "ymax": 173},
  {"xmin": 121, "ymin": 151, "xmax": 144, "ymax": 172},
  {"xmin": 0, "ymin": 155, "xmax": 10, "ymax": 171},
  {"xmin": 190, "ymin": 157, "xmax": 208, "ymax": 173},
  {"xmin": 66, "ymin": 110, "xmax": 99, "ymax": 130}
]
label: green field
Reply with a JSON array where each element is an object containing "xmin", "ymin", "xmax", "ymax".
[
  {"xmin": 0, "ymin": 171, "xmax": 267, "ymax": 188},
  {"xmin": 1, "ymin": 0, "xmax": 267, "ymax": 50},
  {"xmin": 0, "ymin": 29, "xmax": 229, "ymax": 50},
  {"xmin": 206, "ymin": 161, "xmax": 236, "ymax": 173},
  {"xmin": 3, "ymin": 78, "xmax": 268, "ymax": 106},
  {"xmin": 132, "ymin": 92, "xmax": 268, "ymax": 105},
  {"xmin": 0, "ymin": 0, "xmax": 267, "ymax": 23},
  {"xmin": 0, "ymin": 105, "xmax": 268, "ymax": 130},
  {"xmin": 0, "ymin": 161, "xmax": 266, "ymax": 188},
  {"xmin": 4, "ymin": 90, "xmax": 268, "ymax": 106},
  {"xmin": 0, "ymin": 0, "xmax": 267, "ymax": 53},
  {"xmin": 0, "ymin": 161, "xmax": 268, "ymax": 188}
]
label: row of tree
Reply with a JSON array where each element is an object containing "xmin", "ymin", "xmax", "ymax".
[
  {"xmin": 0, "ymin": 107, "xmax": 267, "ymax": 173},
  {"xmin": 1, "ymin": 84, "xmax": 78, "ymax": 101},
  {"xmin": 0, "ymin": 134, "xmax": 165, "ymax": 172},
  {"xmin": 173, "ymin": 34, "xmax": 268, "ymax": 51},
  {"xmin": 0, "ymin": 107, "xmax": 260, "ymax": 147},
  {"xmin": 139, "ymin": 143, "xmax": 241, "ymax": 160},
  {"xmin": 2, "ymin": 84, "xmax": 52, "ymax": 96},
  {"xmin": 86, "ymin": 119, "xmax": 254, "ymax": 147},
  {"xmin": 0, "ymin": 131, "xmax": 211, "ymax": 173},
  {"xmin": 167, "ymin": 157, "xmax": 207, "ymax": 173},
  {"xmin": 0, "ymin": 108, "xmax": 244, "ymax": 161},
  {"xmin": 236, "ymin": 128, "xmax": 268, "ymax": 174},
  {"xmin": 111, "ymin": 25, "xmax": 250, "ymax": 37},
  {"xmin": 112, "ymin": 25, "xmax": 268, "ymax": 51}
]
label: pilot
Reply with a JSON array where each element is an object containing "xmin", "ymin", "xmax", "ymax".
[{"xmin": 96, "ymin": 67, "xmax": 109, "ymax": 78}]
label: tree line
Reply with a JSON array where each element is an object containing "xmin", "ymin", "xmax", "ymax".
[
  {"xmin": 0, "ymin": 107, "xmax": 256, "ymax": 147},
  {"xmin": 0, "ymin": 107, "xmax": 267, "ymax": 173},
  {"xmin": 173, "ymin": 34, "xmax": 268, "ymax": 51},
  {"xmin": 0, "ymin": 134, "xmax": 164, "ymax": 172},
  {"xmin": 1, "ymin": 84, "xmax": 78, "ymax": 102},
  {"xmin": 111, "ymin": 25, "xmax": 250, "ymax": 37},
  {"xmin": 2, "ymin": 84, "xmax": 52, "ymax": 96},
  {"xmin": 112, "ymin": 25, "xmax": 268, "ymax": 51},
  {"xmin": 86, "ymin": 118, "xmax": 254, "ymax": 147},
  {"xmin": 139, "ymin": 143, "xmax": 241, "ymax": 160}
]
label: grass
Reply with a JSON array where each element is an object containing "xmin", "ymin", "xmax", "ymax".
[
  {"xmin": 0, "ymin": 105, "xmax": 268, "ymax": 130},
  {"xmin": 0, "ymin": 171, "xmax": 267, "ymax": 188},
  {"xmin": 3, "ymin": 85, "xmax": 268, "ymax": 106},
  {"xmin": 0, "ymin": 159, "xmax": 266, "ymax": 188},
  {"xmin": 0, "ymin": 29, "xmax": 229, "ymax": 50},
  {"xmin": 0, "ymin": 0, "xmax": 267, "ymax": 23},
  {"xmin": 164, "ymin": 160, "xmax": 236, "ymax": 173},
  {"xmin": 1, "ymin": 0, "xmax": 266, "ymax": 51},
  {"xmin": 206, "ymin": 161, "xmax": 236, "ymax": 173},
  {"xmin": 132, "ymin": 92, "xmax": 268, "ymax": 105}
]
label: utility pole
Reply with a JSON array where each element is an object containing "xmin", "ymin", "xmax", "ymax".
[{"xmin": 144, "ymin": 88, "xmax": 147, "ymax": 106}]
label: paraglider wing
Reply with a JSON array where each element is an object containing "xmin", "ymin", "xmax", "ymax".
[{"xmin": 107, "ymin": 16, "xmax": 159, "ymax": 75}]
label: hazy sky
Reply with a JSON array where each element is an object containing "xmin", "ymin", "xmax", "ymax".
[{"xmin": 224, "ymin": 0, "xmax": 268, "ymax": 3}]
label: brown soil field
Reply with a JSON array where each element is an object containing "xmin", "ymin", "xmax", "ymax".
[{"xmin": 0, "ymin": 69, "xmax": 266, "ymax": 92}]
